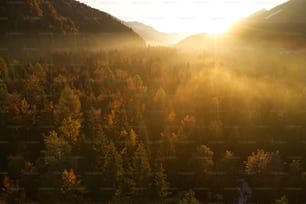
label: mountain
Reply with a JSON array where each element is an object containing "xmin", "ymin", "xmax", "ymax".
[
  {"xmin": 175, "ymin": 33, "xmax": 238, "ymax": 52},
  {"xmin": 125, "ymin": 21, "xmax": 187, "ymax": 46},
  {"xmin": 177, "ymin": 0, "xmax": 306, "ymax": 50},
  {"xmin": 228, "ymin": 0, "xmax": 306, "ymax": 47},
  {"xmin": 176, "ymin": 33, "xmax": 211, "ymax": 50},
  {"xmin": 0, "ymin": 0, "xmax": 144, "ymax": 52}
]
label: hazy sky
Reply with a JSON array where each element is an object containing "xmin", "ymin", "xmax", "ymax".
[{"xmin": 79, "ymin": 0, "xmax": 288, "ymax": 34}]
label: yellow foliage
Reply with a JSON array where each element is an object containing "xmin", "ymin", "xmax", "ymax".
[
  {"xmin": 61, "ymin": 169, "xmax": 80, "ymax": 193},
  {"xmin": 112, "ymin": 99, "xmax": 122, "ymax": 110},
  {"xmin": 115, "ymin": 69, "xmax": 128, "ymax": 79},
  {"xmin": 171, "ymin": 132, "xmax": 177, "ymax": 140},
  {"xmin": 59, "ymin": 117, "xmax": 81, "ymax": 144},
  {"xmin": 154, "ymin": 88, "xmax": 166, "ymax": 103},
  {"xmin": 224, "ymin": 150, "xmax": 234, "ymax": 158},
  {"xmin": 181, "ymin": 115, "xmax": 196, "ymax": 127},
  {"xmin": 130, "ymin": 128, "xmax": 137, "ymax": 146},
  {"xmin": 106, "ymin": 110, "xmax": 115, "ymax": 126},
  {"xmin": 167, "ymin": 111, "xmax": 176, "ymax": 122},
  {"xmin": 20, "ymin": 98, "xmax": 30, "ymax": 114},
  {"xmin": 120, "ymin": 129, "xmax": 128, "ymax": 138},
  {"xmin": 62, "ymin": 168, "xmax": 78, "ymax": 185}
]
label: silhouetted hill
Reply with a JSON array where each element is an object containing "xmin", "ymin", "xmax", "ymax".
[
  {"xmin": 51, "ymin": 0, "xmax": 136, "ymax": 33},
  {"xmin": 0, "ymin": 0, "xmax": 144, "ymax": 55},
  {"xmin": 175, "ymin": 33, "xmax": 238, "ymax": 51},
  {"xmin": 125, "ymin": 21, "xmax": 187, "ymax": 46},
  {"xmin": 229, "ymin": 0, "xmax": 306, "ymax": 48},
  {"xmin": 176, "ymin": 33, "xmax": 211, "ymax": 50},
  {"xmin": 0, "ymin": 0, "xmax": 77, "ymax": 33},
  {"xmin": 0, "ymin": 0, "xmax": 141, "ymax": 34}
]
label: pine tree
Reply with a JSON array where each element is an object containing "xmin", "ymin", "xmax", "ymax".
[
  {"xmin": 152, "ymin": 155, "xmax": 170, "ymax": 202},
  {"xmin": 130, "ymin": 142, "xmax": 151, "ymax": 201},
  {"xmin": 101, "ymin": 142, "xmax": 123, "ymax": 186}
]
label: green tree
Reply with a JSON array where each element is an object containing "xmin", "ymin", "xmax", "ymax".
[
  {"xmin": 43, "ymin": 131, "xmax": 71, "ymax": 167},
  {"xmin": 130, "ymin": 142, "xmax": 151, "ymax": 201},
  {"xmin": 101, "ymin": 141, "xmax": 123, "ymax": 186},
  {"xmin": 194, "ymin": 145, "xmax": 214, "ymax": 174},
  {"xmin": 152, "ymin": 158, "xmax": 170, "ymax": 202},
  {"xmin": 56, "ymin": 86, "xmax": 81, "ymax": 121},
  {"xmin": 178, "ymin": 190, "xmax": 201, "ymax": 204}
]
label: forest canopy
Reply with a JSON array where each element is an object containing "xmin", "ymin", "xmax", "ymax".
[{"xmin": 0, "ymin": 46, "xmax": 306, "ymax": 203}]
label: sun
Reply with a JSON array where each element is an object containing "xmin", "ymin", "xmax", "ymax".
[
  {"xmin": 190, "ymin": 0, "xmax": 254, "ymax": 34},
  {"xmin": 199, "ymin": 2, "xmax": 246, "ymax": 34},
  {"xmin": 204, "ymin": 19, "xmax": 234, "ymax": 34}
]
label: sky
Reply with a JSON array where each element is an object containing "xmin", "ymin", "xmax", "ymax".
[{"xmin": 79, "ymin": 0, "xmax": 288, "ymax": 34}]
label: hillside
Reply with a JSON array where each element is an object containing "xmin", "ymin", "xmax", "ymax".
[
  {"xmin": 126, "ymin": 21, "xmax": 187, "ymax": 45},
  {"xmin": 176, "ymin": 33, "xmax": 217, "ymax": 50},
  {"xmin": 228, "ymin": 0, "xmax": 306, "ymax": 47},
  {"xmin": 178, "ymin": 0, "xmax": 306, "ymax": 50},
  {"xmin": 0, "ymin": 0, "xmax": 144, "ymax": 53}
]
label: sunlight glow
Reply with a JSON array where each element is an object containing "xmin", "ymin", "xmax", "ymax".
[{"xmin": 79, "ymin": 0, "xmax": 288, "ymax": 34}]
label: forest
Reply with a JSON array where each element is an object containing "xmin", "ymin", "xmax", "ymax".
[{"xmin": 0, "ymin": 45, "xmax": 306, "ymax": 203}]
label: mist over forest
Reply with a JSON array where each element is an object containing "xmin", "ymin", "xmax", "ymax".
[{"xmin": 1, "ymin": 0, "xmax": 306, "ymax": 203}]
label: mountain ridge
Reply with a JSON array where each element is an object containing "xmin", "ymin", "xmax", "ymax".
[
  {"xmin": 0, "ymin": 0, "xmax": 141, "ymax": 35},
  {"xmin": 125, "ymin": 21, "xmax": 187, "ymax": 46},
  {"xmin": 177, "ymin": 0, "xmax": 306, "ymax": 50}
]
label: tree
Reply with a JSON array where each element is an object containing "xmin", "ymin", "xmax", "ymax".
[
  {"xmin": 217, "ymin": 150, "xmax": 239, "ymax": 178},
  {"xmin": 132, "ymin": 143, "xmax": 151, "ymax": 186},
  {"xmin": 153, "ymin": 87, "xmax": 166, "ymax": 106},
  {"xmin": 59, "ymin": 116, "xmax": 81, "ymax": 144},
  {"xmin": 1, "ymin": 175, "xmax": 25, "ymax": 203},
  {"xmin": 101, "ymin": 142, "xmax": 123, "ymax": 186},
  {"xmin": 23, "ymin": 73, "xmax": 45, "ymax": 106},
  {"xmin": 27, "ymin": 0, "xmax": 43, "ymax": 17},
  {"xmin": 178, "ymin": 190, "xmax": 201, "ymax": 204},
  {"xmin": 129, "ymin": 128, "xmax": 137, "ymax": 147},
  {"xmin": 152, "ymin": 158, "xmax": 170, "ymax": 202},
  {"xmin": 245, "ymin": 149, "xmax": 283, "ymax": 202},
  {"xmin": 194, "ymin": 145, "xmax": 214, "ymax": 174},
  {"xmin": 130, "ymin": 143, "xmax": 151, "ymax": 201},
  {"xmin": 209, "ymin": 119, "xmax": 223, "ymax": 138},
  {"xmin": 245, "ymin": 149, "xmax": 282, "ymax": 175},
  {"xmin": 56, "ymin": 86, "xmax": 81, "ymax": 121},
  {"xmin": 60, "ymin": 168, "xmax": 85, "ymax": 203},
  {"xmin": 43, "ymin": 131, "xmax": 71, "ymax": 167}
]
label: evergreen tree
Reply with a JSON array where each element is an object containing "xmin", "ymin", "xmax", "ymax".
[
  {"xmin": 131, "ymin": 142, "xmax": 151, "ymax": 201},
  {"xmin": 152, "ymin": 154, "xmax": 170, "ymax": 202}
]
